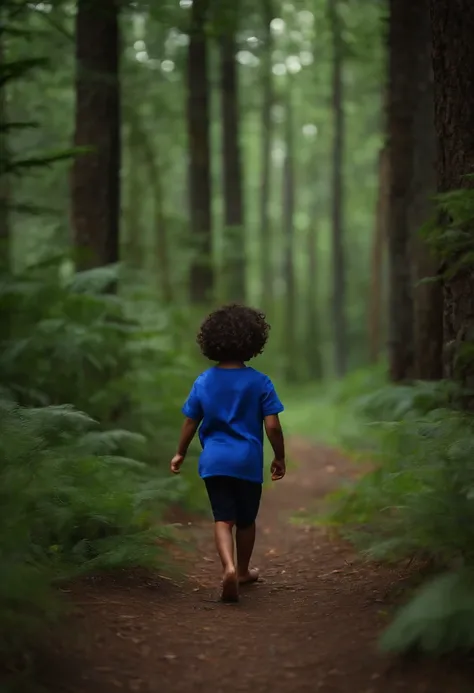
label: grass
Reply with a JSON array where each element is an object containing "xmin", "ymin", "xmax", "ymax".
[{"xmin": 280, "ymin": 365, "xmax": 386, "ymax": 447}]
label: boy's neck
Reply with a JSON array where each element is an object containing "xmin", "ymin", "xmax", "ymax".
[{"xmin": 216, "ymin": 361, "xmax": 246, "ymax": 369}]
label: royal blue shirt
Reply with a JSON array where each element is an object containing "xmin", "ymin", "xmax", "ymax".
[{"xmin": 182, "ymin": 366, "xmax": 284, "ymax": 484}]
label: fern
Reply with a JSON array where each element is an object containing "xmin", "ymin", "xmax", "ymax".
[
  {"xmin": 323, "ymin": 379, "xmax": 474, "ymax": 654},
  {"xmin": 0, "ymin": 398, "xmax": 176, "ymax": 655},
  {"xmin": 380, "ymin": 570, "xmax": 474, "ymax": 655},
  {"xmin": 0, "ymin": 259, "xmax": 201, "ymax": 659}
]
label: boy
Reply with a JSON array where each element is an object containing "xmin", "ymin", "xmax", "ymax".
[{"xmin": 170, "ymin": 304, "xmax": 286, "ymax": 603}]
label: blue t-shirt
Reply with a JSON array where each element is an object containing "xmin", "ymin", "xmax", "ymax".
[{"xmin": 182, "ymin": 366, "xmax": 284, "ymax": 484}]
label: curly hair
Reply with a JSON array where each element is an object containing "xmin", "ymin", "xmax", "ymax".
[{"xmin": 197, "ymin": 304, "xmax": 270, "ymax": 363}]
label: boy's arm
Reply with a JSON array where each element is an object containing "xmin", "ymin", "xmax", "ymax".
[
  {"xmin": 170, "ymin": 417, "xmax": 201, "ymax": 474},
  {"xmin": 264, "ymin": 414, "xmax": 286, "ymax": 480}
]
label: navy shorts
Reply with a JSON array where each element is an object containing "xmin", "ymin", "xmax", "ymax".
[{"xmin": 204, "ymin": 476, "xmax": 262, "ymax": 529}]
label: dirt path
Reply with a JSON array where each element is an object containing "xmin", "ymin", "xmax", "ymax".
[{"xmin": 37, "ymin": 440, "xmax": 474, "ymax": 693}]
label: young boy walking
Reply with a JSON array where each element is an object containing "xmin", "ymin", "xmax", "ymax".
[{"xmin": 170, "ymin": 304, "xmax": 286, "ymax": 603}]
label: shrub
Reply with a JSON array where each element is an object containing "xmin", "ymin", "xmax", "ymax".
[
  {"xmin": 324, "ymin": 378, "xmax": 474, "ymax": 655},
  {"xmin": 0, "ymin": 261, "xmax": 202, "ymax": 660},
  {"xmin": 0, "ymin": 262, "xmax": 196, "ymax": 460},
  {"xmin": 0, "ymin": 396, "xmax": 183, "ymax": 656}
]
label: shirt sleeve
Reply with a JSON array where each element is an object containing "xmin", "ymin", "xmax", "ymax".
[
  {"xmin": 261, "ymin": 377, "xmax": 284, "ymax": 417},
  {"xmin": 182, "ymin": 381, "xmax": 203, "ymax": 420}
]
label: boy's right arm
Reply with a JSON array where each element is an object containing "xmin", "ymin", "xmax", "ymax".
[{"xmin": 264, "ymin": 414, "xmax": 286, "ymax": 480}]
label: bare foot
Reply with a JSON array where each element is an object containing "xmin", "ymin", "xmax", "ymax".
[
  {"xmin": 221, "ymin": 568, "xmax": 239, "ymax": 603},
  {"xmin": 238, "ymin": 568, "xmax": 260, "ymax": 585}
]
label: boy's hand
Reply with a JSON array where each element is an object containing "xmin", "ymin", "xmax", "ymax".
[
  {"xmin": 271, "ymin": 458, "xmax": 286, "ymax": 481},
  {"xmin": 170, "ymin": 453, "xmax": 185, "ymax": 474}
]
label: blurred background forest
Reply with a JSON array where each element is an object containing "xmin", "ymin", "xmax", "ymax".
[{"xmin": 3, "ymin": 0, "xmax": 474, "ymax": 674}]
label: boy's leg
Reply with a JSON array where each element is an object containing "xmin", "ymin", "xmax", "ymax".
[
  {"xmin": 214, "ymin": 521, "xmax": 235, "ymax": 574},
  {"xmin": 236, "ymin": 524, "xmax": 258, "ymax": 583},
  {"xmin": 204, "ymin": 476, "xmax": 239, "ymax": 602},
  {"xmin": 235, "ymin": 480, "xmax": 262, "ymax": 584}
]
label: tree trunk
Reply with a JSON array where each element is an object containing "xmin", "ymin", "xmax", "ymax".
[
  {"xmin": 282, "ymin": 84, "xmax": 297, "ymax": 382},
  {"xmin": 71, "ymin": 0, "xmax": 121, "ymax": 271},
  {"xmin": 306, "ymin": 221, "xmax": 323, "ymax": 380},
  {"xmin": 412, "ymin": 4, "xmax": 442, "ymax": 380},
  {"xmin": 124, "ymin": 120, "xmax": 143, "ymax": 272},
  {"xmin": 259, "ymin": 0, "xmax": 274, "ymax": 313},
  {"xmin": 137, "ymin": 126, "xmax": 172, "ymax": 304},
  {"xmin": 368, "ymin": 146, "xmax": 389, "ymax": 364},
  {"xmin": 187, "ymin": 0, "xmax": 214, "ymax": 304},
  {"xmin": 430, "ymin": 2, "xmax": 474, "ymax": 389},
  {"xmin": 328, "ymin": 0, "xmax": 347, "ymax": 378},
  {"xmin": 0, "ymin": 32, "xmax": 10, "ymax": 271},
  {"xmin": 220, "ymin": 14, "xmax": 245, "ymax": 304},
  {"xmin": 387, "ymin": 0, "xmax": 421, "ymax": 381}
]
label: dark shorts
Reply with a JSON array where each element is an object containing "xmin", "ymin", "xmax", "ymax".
[{"xmin": 204, "ymin": 475, "xmax": 262, "ymax": 529}]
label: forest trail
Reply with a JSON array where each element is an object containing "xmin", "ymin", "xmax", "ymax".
[{"xmin": 38, "ymin": 441, "xmax": 474, "ymax": 693}]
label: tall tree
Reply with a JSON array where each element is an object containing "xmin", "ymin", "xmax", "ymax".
[
  {"xmin": 412, "ymin": 3, "xmax": 442, "ymax": 380},
  {"xmin": 219, "ymin": 2, "xmax": 245, "ymax": 303},
  {"xmin": 0, "ymin": 32, "xmax": 10, "ymax": 271},
  {"xmin": 137, "ymin": 124, "xmax": 172, "ymax": 304},
  {"xmin": 387, "ymin": 0, "xmax": 440, "ymax": 381},
  {"xmin": 430, "ymin": 1, "xmax": 474, "ymax": 387},
  {"xmin": 328, "ymin": 0, "xmax": 347, "ymax": 377},
  {"xmin": 71, "ymin": 0, "xmax": 121, "ymax": 270},
  {"xmin": 123, "ymin": 118, "xmax": 144, "ymax": 272},
  {"xmin": 187, "ymin": 0, "xmax": 214, "ymax": 304},
  {"xmin": 259, "ymin": 0, "xmax": 274, "ymax": 312},
  {"xmin": 386, "ymin": 0, "xmax": 418, "ymax": 381},
  {"xmin": 306, "ymin": 202, "xmax": 323, "ymax": 380},
  {"xmin": 368, "ymin": 146, "xmax": 389, "ymax": 364},
  {"xmin": 282, "ymin": 82, "xmax": 297, "ymax": 382}
]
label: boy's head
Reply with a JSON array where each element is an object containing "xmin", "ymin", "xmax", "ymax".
[{"xmin": 197, "ymin": 304, "xmax": 270, "ymax": 363}]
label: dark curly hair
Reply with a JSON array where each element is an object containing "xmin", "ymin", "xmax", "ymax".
[{"xmin": 197, "ymin": 304, "xmax": 270, "ymax": 363}]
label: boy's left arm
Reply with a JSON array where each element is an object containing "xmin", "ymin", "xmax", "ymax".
[{"xmin": 170, "ymin": 417, "xmax": 201, "ymax": 473}]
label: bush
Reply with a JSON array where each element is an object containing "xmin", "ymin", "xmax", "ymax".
[
  {"xmin": 323, "ymin": 377, "xmax": 474, "ymax": 655},
  {"xmin": 0, "ymin": 396, "xmax": 183, "ymax": 656},
  {"xmin": 0, "ymin": 261, "xmax": 201, "ymax": 659}
]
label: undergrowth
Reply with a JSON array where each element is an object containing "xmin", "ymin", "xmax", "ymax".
[
  {"xmin": 315, "ymin": 371, "xmax": 474, "ymax": 655},
  {"xmin": 0, "ymin": 262, "xmax": 204, "ymax": 664}
]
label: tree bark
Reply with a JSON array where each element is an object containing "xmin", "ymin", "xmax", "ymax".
[
  {"xmin": 259, "ymin": 0, "xmax": 274, "ymax": 313},
  {"xmin": 387, "ymin": 0, "xmax": 421, "ymax": 381},
  {"xmin": 0, "ymin": 31, "xmax": 10, "ymax": 271},
  {"xmin": 187, "ymin": 0, "xmax": 214, "ymax": 304},
  {"xmin": 124, "ymin": 121, "xmax": 143, "ymax": 272},
  {"xmin": 368, "ymin": 147, "xmax": 388, "ymax": 364},
  {"xmin": 134, "ymin": 121, "xmax": 172, "ymax": 304},
  {"xmin": 430, "ymin": 2, "xmax": 474, "ymax": 390},
  {"xmin": 282, "ymin": 84, "xmax": 297, "ymax": 382},
  {"xmin": 412, "ymin": 4, "xmax": 442, "ymax": 380},
  {"xmin": 220, "ymin": 16, "xmax": 245, "ymax": 303},
  {"xmin": 328, "ymin": 0, "xmax": 347, "ymax": 378},
  {"xmin": 71, "ymin": 0, "xmax": 121, "ymax": 271},
  {"xmin": 306, "ymin": 221, "xmax": 323, "ymax": 380}
]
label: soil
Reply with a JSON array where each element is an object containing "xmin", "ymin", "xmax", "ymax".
[{"xmin": 34, "ymin": 439, "xmax": 474, "ymax": 693}]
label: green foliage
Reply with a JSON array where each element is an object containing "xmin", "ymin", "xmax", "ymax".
[
  {"xmin": 421, "ymin": 185, "xmax": 474, "ymax": 277},
  {"xmin": 1, "ymin": 263, "xmax": 195, "ymax": 454},
  {"xmin": 0, "ymin": 395, "xmax": 181, "ymax": 656},
  {"xmin": 319, "ymin": 375, "xmax": 474, "ymax": 655},
  {"xmin": 281, "ymin": 364, "xmax": 387, "ymax": 447},
  {"xmin": 380, "ymin": 570, "xmax": 474, "ymax": 655},
  {"xmin": 0, "ymin": 261, "xmax": 204, "ymax": 659}
]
